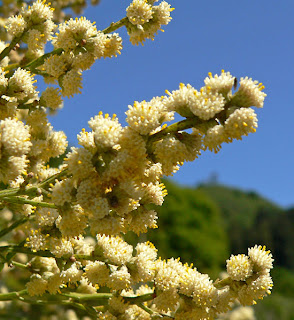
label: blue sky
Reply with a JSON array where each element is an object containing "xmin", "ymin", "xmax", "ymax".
[{"xmin": 48, "ymin": 0, "xmax": 294, "ymax": 208}]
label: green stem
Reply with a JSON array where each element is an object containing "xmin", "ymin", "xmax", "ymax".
[
  {"xmin": 123, "ymin": 292, "xmax": 154, "ymax": 304},
  {"xmin": 137, "ymin": 302, "xmax": 154, "ymax": 315},
  {"xmin": 0, "ymin": 245, "xmax": 54, "ymax": 258},
  {"xmin": 11, "ymin": 260, "xmax": 29, "ymax": 270},
  {"xmin": 0, "ymin": 168, "xmax": 68, "ymax": 200},
  {"xmin": 0, "ymin": 185, "xmax": 38, "ymax": 198},
  {"xmin": 214, "ymin": 276, "xmax": 233, "ymax": 289},
  {"xmin": 146, "ymin": 117, "xmax": 216, "ymax": 155},
  {"xmin": 60, "ymin": 292, "xmax": 112, "ymax": 305},
  {"xmin": 23, "ymin": 48, "xmax": 64, "ymax": 72},
  {"xmin": 3, "ymin": 63, "xmax": 19, "ymax": 72},
  {"xmin": 0, "ymin": 289, "xmax": 28, "ymax": 301},
  {"xmin": 0, "ymin": 30, "xmax": 27, "ymax": 62},
  {"xmin": 0, "ymin": 216, "xmax": 31, "ymax": 239},
  {"xmin": 38, "ymin": 168, "xmax": 68, "ymax": 189},
  {"xmin": 102, "ymin": 17, "xmax": 128, "ymax": 34},
  {"xmin": 1, "ymin": 196, "xmax": 57, "ymax": 209},
  {"xmin": 0, "ymin": 289, "xmax": 97, "ymax": 316}
]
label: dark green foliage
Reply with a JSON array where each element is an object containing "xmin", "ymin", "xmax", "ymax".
[{"xmin": 198, "ymin": 184, "xmax": 294, "ymax": 271}]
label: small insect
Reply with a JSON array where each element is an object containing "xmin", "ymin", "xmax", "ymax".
[{"xmin": 233, "ymin": 77, "xmax": 238, "ymax": 91}]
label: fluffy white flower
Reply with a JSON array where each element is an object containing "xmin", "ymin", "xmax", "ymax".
[
  {"xmin": 96, "ymin": 234, "xmax": 133, "ymax": 265},
  {"xmin": 226, "ymin": 254, "xmax": 253, "ymax": 281},
  {"xmin": 232, "ymin": 77, "xmax": 266, "ymax": 108},
  {"xmin": 248, "ymin": 245, "xmax": 274, "ymax": 272},
  {"xmin": 224, "ymin": 107, "xmax": 258, "ymax": 140}
]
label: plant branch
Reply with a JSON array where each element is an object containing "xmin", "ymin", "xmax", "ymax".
[
  {"xmin": 0, "ymin": 30, "xmax": 27, "ymax": 63},
  {"xmin": 0, "ymin": 216, "xmax": 31, "ymax": 239},
  {"xmin": 0, "ymin": 245, "xmax": 54, "ymax": 258},
  {"xmin": 102, "ymin": 17, "xmax": 128, "ymax": 34},
  {"xmin": 1, "ymin": 196, "xmax": 57, "ymax": 209},
  {"xmin": 23, "ymin": 48, "xmax": 64, "ymax": 72}
]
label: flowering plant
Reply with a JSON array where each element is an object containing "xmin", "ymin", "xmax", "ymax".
[{"xmin": 0, "ymin": 0, "xmax": 273, "ymax": 319}]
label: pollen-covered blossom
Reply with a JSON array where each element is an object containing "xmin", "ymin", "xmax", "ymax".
[
  {"xmin": 48, "ymin": 237, "xmax": 74, "ymax": 258},
  {"xmin": 141, "ymin": 181, "xmax": 166, "ymax": 206},
  {"xmin": 248, "ymin": 245, "xmax": 274, "ymax": 272},
  {"xmin": 90, "ymin": 215, "xmax": 124, "ymax": 236},
  {"xmin": 88, "ymin": 112, "xmax": 123, "ymax": 150},
  {"xmin": 237, "ymin": 271, "xmax": 273, "ymax": 306},
  {"xmin": 103, "ymin": 33, "xmax": 123, "ymax": 58},
  {"xmin": 29, "ymin": 126, "xmax": 67, "ymax": 162},
  {"xmin": 0, "ymin": 95, "xmax": 18, "ymax": 121},
  {"xmin": 154, "ymin": 131, "xmax": 202, "ymax": 175},
  {"xmin": 41, "ymin": 54, "xmax": 67, "ymax": 79},
  {"xmin": 40, "ymin": 87, "xmax": 63, "ymax": 110},
  {"xmin": 164, "ymin": 83, "xmax": 226, "ymax": 120},
  {"xmin": 224, "ymin": 107, "xmax": 258, "ymax": 140},
  {"xmin": 60, "ymin": 69, "xmax": 83, "ymax": 97},
  {"xmin": 7, "ymin": 68, "xmax": 38, "ymax": 101},
  {"xmin": 0, "ymin": 69, "xmax": 8, "ymax": 94},
  {"xmin": 53, "ymin": 17, "xmax": 98, "ymax": 52},
  {"xmin": 6, "ymin": 0, "xmax": 55, "ymax": 46},
  {"xmin": 134, "ymin": 241, "xmax": 157, "ymax": 281},
  {"xmin": 225, "ymin": 246, "xmax": 273, "ymax": 306},
  {"xmin": 35, "ymin": 207, "xmax": 59, "ymax": 227},
  {"xmin": 203, "ymin": 125, "xmax": 229, "ymax": 153},
  {"xmin": 204, "ymin": 70, "xmax": 235, "ymax": 97},
  {"xmin": 66, "ymin": 147, "xmax": 96, "ymax": 181},
  {"xmin": 226, "ymin": 254, "xmax": 253, "ymax": 281},
  {"xmin": 52, "ymin": 17, "xmax": 121, "ymax": 67},
  {"xmin": 126, "ymin": 0, "xmax": 153, "ymax": 26},
  {"xmin": 108, "ymin": 265, "xmax": 131, "ymax": 290},
  {"xmin": 95, "ymin": 234, "xmax": 133, "ymax": 266},
  {"xmin": 126, "ymin": 0, "xmax": 174, "ymax": 45},
  {"xmin": 26, "ymin": 108, "xmax": 50, "ymax": 138},
  {"xmin": 163, "ymin": 83, "xmax": 197, "ymax": 117},
  {"xmin": 77, "ymin": 128, "xmax": 96, "ymax": 151},
  {"xmin": 102, "ymin": 127, "xmax": 148, "ymax": 183},
  {"xmin": 231, "ymin": 77, "xmax": 266, "ymax": 109},
  {"xmin": 126, "ymin": 97, "xmax": 174, "ymax": 135},
  {"xmin": 85, "ymin": 261, "xmax": 110, "ymax": 286},
  {"xmin": 26, "ymin": 274, "xmax": 48, "ymax": 296},
  {"xmin": 0, "ymin": 118, "xmax": 32, "ymax": 182},
  {"xmin": 56, "ymin": 205, "xmax": 88, "ymax": 237},
  {"xmin": 129, "ymin": 207, "xmax": 158, "ymax": 234},
  {"xmin": 60, "ymin": 261, "xmax": 83, "ymax": 283},
  {"xmin": 76, "ymin": 176, "xmax": 110, "ymax": 217},
  {"xmin": 5, "ymin": 15, "xmax": 27, "ymax": 37},
  {"xmin": 22, "ymin": 0, "xmax": 54, "ymax": 27},
  {"xmin": 0, "ymin": 117, "xmax": 31, "ymax": 156},
  {"xmin": 51, "ymin": 178, "xmax": 74, "ymax": 206}
]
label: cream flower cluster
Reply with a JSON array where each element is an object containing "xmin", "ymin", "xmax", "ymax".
[
  {"xmin": 5, "ymin": 0, "xmax": 55, "ymax": 58},
  {"xmin": 37, "ymin": 16, "xmax": 122, "ymax": 97},
  {"xmin": 24, "ymin": 235, "xmax": 273, "ymax": 319},
  {"xmin": 126, "ymin": 0, "xmax": 174, "ymax": 45},
  {"xmin": 226, "ymin": 246, "xmax": 273, "ymax": 306},
  {"xmin": 126, "ymin": 97, "xmax": 174, "ymax": 135},
  {"xmin": 14, "ymin": 71, "xmax": 263, "ymax": 245},
  {"xmin": 26, "ymin": 236, "xmax": 273, "ymax": 319},
  {"xmin": 0, "ymin": 117, "xmax": 32, "ymax": 182}
]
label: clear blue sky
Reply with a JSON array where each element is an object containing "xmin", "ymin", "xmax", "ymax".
[{"xmin": 48, "ymin": 0, "xmax": 294, "ymax": 208}]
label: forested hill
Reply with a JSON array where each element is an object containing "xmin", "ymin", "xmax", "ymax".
[{"xmin": 197, "ymin": 183, "xmax": 294, "ymax": 270}]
